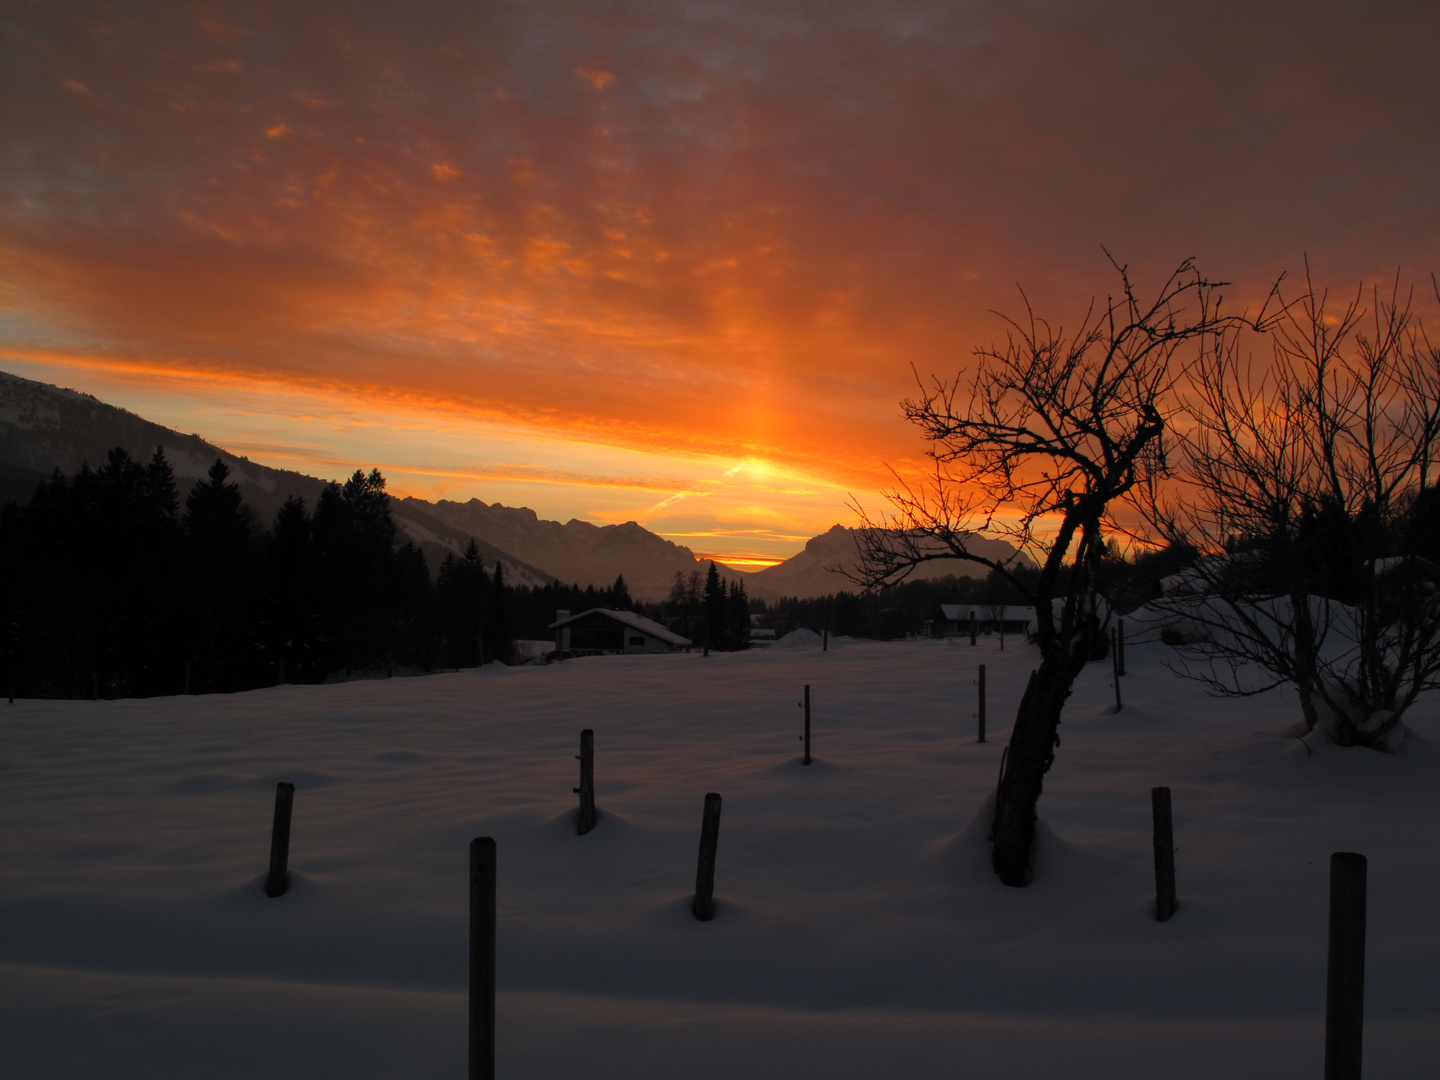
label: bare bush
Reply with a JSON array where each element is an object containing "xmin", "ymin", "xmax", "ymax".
[{"xmin": 1149, "ymin": 266, "xmax": 1440, "ymax": 750}]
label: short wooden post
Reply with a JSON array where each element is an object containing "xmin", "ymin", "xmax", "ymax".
[
  {"xmin": 802, "ymin": 685, "xmax": 812, "ymax": 764},
  {"xmin": 469, "ymin": 837, "xmax": 496, "ymax": 1080},
  {"xmin": 1117, "ymin": 617, "xmax": 1126, "ymax": 676},
  {"xmin": 977, "ymin": 664, "xmax": 987, "ymax": 743},
  {"xmin": 1112, "ymin": 629, "xmax": 1122, "ymax": 711},
  {"xmin": 969, "ymin": 612, "xmax": 977, "ymax": 646},
  {"xmin": 1151, "ymin": 786, "xmax": 1176, "ymax": 920},
  {"xmin": 265, "ymin": 782, "xmax": 295, "ymax": 898},
  {"xmin": 575, "ymin": 728, "xmax": 596, "ymax": 834},
  {"xmin": 692, "ymin": 792, "xmax": 723, "ymax": 921},
  {"xmin": 1324, "ymin": 852, "xmax": 1367, "ymax": 1080},
  {"xmin": 822, "ymin": 626, "xmax": 828, "ymax": 651}
]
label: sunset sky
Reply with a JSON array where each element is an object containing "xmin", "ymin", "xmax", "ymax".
[{"xmin": 3, "ymin": 1, "xmax": 1437, "ymax": 566}]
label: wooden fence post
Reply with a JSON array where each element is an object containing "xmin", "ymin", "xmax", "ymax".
[
  {"xmin": 575, "ymin": 728, "xmax": 596, "ymax": 834},
  {"xmin": 977, "ymin": 664, "xmax": 987, "ymax": 743},
  {"xmin": 265, "ymin": 782, "xmax": 295, "ymax": 898},
  {"xmin": 1151, "ymin": 786, "xmax": 1176, "ymax": 921},
  {"xmin": 692, "ymin": 793, "xmax": 723, "ymax": 921},
  {"xmin": 969, "ymin": 612, "xmax": 977, "ymax": 646},
  {"xmin": 1112, "ymin": 629, "xmax": 1122, "ymax": 711},
  {"xmin": 822, "ymin": 626, "xmax": 828, "ymax": 651},
  {"xmin": 1325, "ymin": 851, "xmax": 1367, "ymax": 1080},
  {"xmin": 802, "ymin": 685, "xmax": 812, "ymax": 765},
  {"xmin": 469, "ymin": 837, "xmax": 496, "ymax": 1080},
  {"xmin": 1117, "ymin": 617, "xmax": 1126, "ymax": 676}
]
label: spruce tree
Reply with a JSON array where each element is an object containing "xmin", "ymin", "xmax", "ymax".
[
  {"xmin": 612, "ymin": 573, "xmax": 632, "ymax": 610},
  {"xmin": 728, "ymin": 578, "xmax": 751, "ymax": 650},
  {"xmin": 703, "ymin": 562, "xmax": 727, "ymax": 651},
  {"xmin": 484, "ymin": 561, "xmax": 512, "ymax": 664}
]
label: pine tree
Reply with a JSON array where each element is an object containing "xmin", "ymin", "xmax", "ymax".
[
  {"xmin": 704, "ymin": 562, "xmax": 727, "ymax": 651},
  {"xmin": 612, "ymin": 573, "xmax": 632, "ymax": 610},
  {"xmin": 484, "ymin": 561, "xmax": 513, "ymax": 664},
  {"xmin": 183, "ymin": 459, "xmax": 256, "ymax": 692},
  {"xmin": 264, "ymin": 496, "xmax": 317, "ymax": 683},
  {"xmin": 728, "ymin": 578, "xmax": 751, "ymax": 650}
]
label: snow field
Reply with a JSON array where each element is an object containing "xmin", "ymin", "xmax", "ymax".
[{"xmin": 2, "ymin": 635, "xmax": 1437, "ymax": 1078}]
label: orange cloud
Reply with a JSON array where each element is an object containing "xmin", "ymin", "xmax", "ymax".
[
  {"xmin": 575, "ymin": 66, "xmax": 615, "ymax": 90},
  {"xmin": 3, "ymin": 0, "xmax": 1437, "ymax": 562}
]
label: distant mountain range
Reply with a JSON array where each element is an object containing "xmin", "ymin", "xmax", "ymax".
[
  {"xmin": 410, "ymin": 497, "xmax": 710, "ymax": 601},
  {"xmin": 0, "ymin": 368, "xmax": 1029, "ymax": 600},
  {"xmin": 0, "ymin": 370, "xmax": 555, "ymax": 589}
]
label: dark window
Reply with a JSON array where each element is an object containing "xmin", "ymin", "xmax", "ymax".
[
  {"xmin": 570, "ymin": 615, "xmax": 625, "ymax": 650},
  {"xmin": 629, "ymin": 636, "xmax": 646, "ymax": 646}
]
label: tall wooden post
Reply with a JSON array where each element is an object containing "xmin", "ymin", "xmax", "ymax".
[
  {"xmin": 977, "ymin": 664, "xmax": 987, "ymax": 743},
  {"xmin": 265, "ymin": 782, "xmax": 295, "ymax": 898},
  {"xmin": 822, "ymin": 626, "xmax": 828, "ymax": 651},
  {"xmin": 1325, "ymin": 852, "xmax": 1367, "ymax": 1080},
  {"xmin": 469, "ymin": 837, "xmax": 496, "ymax": 1080},
  {"xmin": 1111, "ymin": 629, "xmax": 1122, "ymax": 711},
  {"xmin": 1151, "ymin": 786, "xmax": 1176, "ymax": 921},
  {"xmin": 692, "ymin": 793, "xmax": 723, "ymax": 921},
  {"xmin": 802, "ymin": 685, "xmax": 812, "ymax": 765},
  {"xmin": 1117, "ymin": 617, "xmax": 1126, "ymax": 676},
  {"xmin": 575, "ymin": 728, "xmax": 596, "ymax": 834},
  {"xmin": 969, "ymin": 612, "xmax": 977, "ymax": 646}
]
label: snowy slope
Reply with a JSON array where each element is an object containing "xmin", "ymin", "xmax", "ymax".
[{"xmin": 1, "ymin": 636, "xmax": 1436, "ymax": 1078}]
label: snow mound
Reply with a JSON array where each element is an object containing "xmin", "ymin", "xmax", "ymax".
[{"xmin": 771, "ymin": 628, "xmax": 823, "ymax": 649}]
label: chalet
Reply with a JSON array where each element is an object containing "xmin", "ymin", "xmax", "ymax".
[
  {"xmin": 549, "ymin": 608, "xmax": 692, "ymax": 657},
  {"xmin": 937, "ymin": 604, "xmax": 1036, "ymax": 638}
]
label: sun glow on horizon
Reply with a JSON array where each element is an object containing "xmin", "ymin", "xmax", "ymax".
[
  {"xmin": 0, "ymin": 350, "xmax": 878, "ymax": 564},
  {"xmin": 3, "ymin": 1, "xmax": 1433, "ymax": 569}
]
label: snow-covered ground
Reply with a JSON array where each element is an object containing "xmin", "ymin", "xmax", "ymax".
[{"xmin": 2, "ymin": 635, "xmax": 1437, "ymax": 1078}]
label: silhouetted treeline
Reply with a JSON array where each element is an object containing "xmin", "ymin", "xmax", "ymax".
[
  {"xmin": 651, "ymin": 564, "xmax": 749, "ymax": 650},
  {"xmin": 0, "ymin": 448, "xmax": 513, "ymax": 698},
  {"xmin": 754, "ymin": 566, "xmax": 1041, "ymax": 640},
  {"xmin": 506, "ymin": 574, "xmax": 634, "ymax": 640}
]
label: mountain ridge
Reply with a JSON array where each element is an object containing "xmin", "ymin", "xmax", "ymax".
[{"xmin": 0, "ymin": 368, "xmax": 1032, "ymax": 600}]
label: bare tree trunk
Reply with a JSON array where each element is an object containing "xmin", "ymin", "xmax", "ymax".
[{"xmin": 992, "ymin": 651, "xmax": 1087, "ymax": 886}]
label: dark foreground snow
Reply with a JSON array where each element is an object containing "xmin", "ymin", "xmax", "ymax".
[{"xmin": 2, "ymin": 636, "xmax": 1436, "ymax": 1077}]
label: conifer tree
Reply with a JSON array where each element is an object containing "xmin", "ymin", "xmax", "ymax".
[
  {"xmin": 183, "ymin": 459, "xmax": 256, "ymax": 692},
  {"xmin": 484, "ymin": 561, "xmax": 512, "ymax": 664},
  {"xmin": 728, "ymin": 578, "xmax": 751, "ymax": 650},
  {"xmin": 703, "ymin": 562, "xmax": 727, "ymax": 651},
  {"xmin": 612, "ymin": 573, "xmax": 632, "ymax": 610}
]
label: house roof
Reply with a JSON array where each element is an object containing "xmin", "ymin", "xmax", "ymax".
[{"xmin": 547, "ymin": 607, "xmax": 693, "ymax": 647}]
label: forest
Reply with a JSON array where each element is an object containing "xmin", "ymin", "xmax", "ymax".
[
  {"xmin": 0, "ymin": 445, "xmax": 1200, "ymax": 701},
  {"xmin": 0, "ymin": 449, "xmax": 758, "ymax": 699}
]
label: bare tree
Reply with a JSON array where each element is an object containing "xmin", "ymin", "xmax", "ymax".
[
  {"xmin": 1148, "ymin": 267, "xmax": 1440, "ymax": 749},
  {"xmin": 853, "ymin": 256, "xmax": 1252, "ymax": 886}
]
